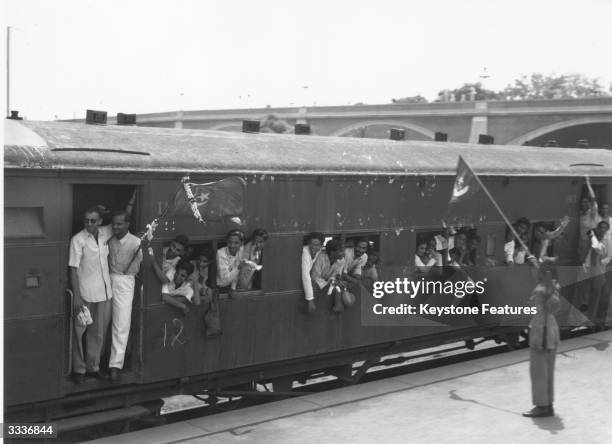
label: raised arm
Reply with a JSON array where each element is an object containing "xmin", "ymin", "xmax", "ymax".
[
  {"xmin": 147, "ymin": 248, "xmax": 170, "ymax": 284},
  {"xmin": 585, "ymin": 176, "xmax": 596, "ymax": 200},
  {"xmin": 585, "ymin": 176, "xmax": 599, "ymax": 216},
  {"xmin": 125, "ymin": 189, "xmax": 137, "ymax": 217},
  {"xmin": 545, "ymin": 216, "xmax": 571, "ymax": 240}
]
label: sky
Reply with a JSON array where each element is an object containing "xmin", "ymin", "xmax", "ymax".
[{"xmin": 3, "ymin": 0, "xmax": 612, "ymax": 120}]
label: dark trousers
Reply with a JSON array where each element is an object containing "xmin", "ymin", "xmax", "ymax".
[
  {"xmin": 72, "ymin": 299, "xmax": 112, "ymax": 374},
  {"xmin": 530, "ymin": 347, "xmax": 556, "ymax": 407}
]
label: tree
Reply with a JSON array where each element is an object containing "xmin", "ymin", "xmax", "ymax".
[
  {"xmin": 259, "ymin": 114, "xmax": 292, "ymax": 133},
  {"xmin": 438, "ymin": 82, "xmax": 501, "ymax": 102},
  {"xmin": 391, "ymin": 95, "xmax": 428, "ymax": 104},
  {"xmin": 501, "ymin": 73, "xmax": 609, "ymax": 100}
]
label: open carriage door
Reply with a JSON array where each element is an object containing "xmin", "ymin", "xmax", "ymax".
[{"xmin": 64, "ymin": 184, "xmax": 143, "ymax": 390}]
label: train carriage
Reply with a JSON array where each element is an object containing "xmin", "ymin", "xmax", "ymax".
[{"xmin": 4, "ymin": 119, "xmax": 612, "ymax": 424}]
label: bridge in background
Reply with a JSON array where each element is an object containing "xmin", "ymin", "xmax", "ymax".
[{"xmin": 120, "ymin": 97, "xmax": 612, "ymax": 147}]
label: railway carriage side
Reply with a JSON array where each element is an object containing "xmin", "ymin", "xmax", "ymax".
[
  {"xmin": 4, "ymin": 119, "xmax": 612, "ymax": 423},
  {"xmin": 138, "ymin": 170, "xmax": 604, "ymax": 385}
]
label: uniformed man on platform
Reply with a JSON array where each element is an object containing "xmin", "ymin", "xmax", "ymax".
[{"xmin": 523, "ymin": 264, "xmax": 560, "ymax": 418}]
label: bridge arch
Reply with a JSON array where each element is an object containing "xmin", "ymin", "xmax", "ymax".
[
  {"xmin": 329, "ymin": 120, "xmax": 435, "ymax": 139},
  {"xmin": 507, "ymin": 116, "xmax": 612, "ymax": 146},
  {"xmin": 207, "ymin": 122, "xmax": 243, "ymax": 131}
]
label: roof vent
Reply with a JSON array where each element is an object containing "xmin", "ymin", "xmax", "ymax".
[
  {"xmin": 478, "ymin": 134, "xmax": 494, "ymax": 145},
  {"xmin": 117, "ymin": 113, "xmax": 137, "ymax": 125},
  {"xmin": 86, "ymin": 109, "xmax": 107, "ymax": 125},
  {"xmin": 294, "ymin": 123, "xmax": 311, "ymax": 135},
  {"xmin": 389, "ymin": 128, "xmax": 405, "ymax": 141},
  {"xmin": 434, "ymin": 132, "xmax": 448, "ymax": 141},
  {"xmin": 7, "ymin": 110, "xmax": 23, "ymax": 120},
  {"xmin": 242, "ymin": 120, "xmax": 260, "ymax": 133}
]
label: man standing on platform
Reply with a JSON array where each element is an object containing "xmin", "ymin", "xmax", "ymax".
[
  {"xmin": 523, "ymin": 265, "xmax": 560, "ymax": 418},
  {"xmin": 108, "ymin": 210, "xmax": 143, "ymax": 381}
]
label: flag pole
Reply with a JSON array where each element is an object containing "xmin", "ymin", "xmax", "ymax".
[
  {"xmin": 460, "ymin": 157, "xmax": 532, "ymax": 256},
  {"xmin": 121, "ymin": 180, "xmax": 185, "ymax": 273},
  {"xmin": 7, "ymin": 26, "xmax": 11, "ymax": 117}
]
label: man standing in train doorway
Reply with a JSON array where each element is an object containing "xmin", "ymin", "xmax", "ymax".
[
  {"xmin": 69, "ymin": 206, "xmax": 114, "ymax": 384},
  {"xmin": 107, "ymin": 210, "xmax": 143, "ymax": 382}
]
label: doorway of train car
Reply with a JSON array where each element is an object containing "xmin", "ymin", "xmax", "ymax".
[
  {"xmin": 71, "ymin": 185, "xmax": 139, "ymax": 234},
  {"xmin": 66, "ymin": 184, "xmax": 143, "ymax": 389}
]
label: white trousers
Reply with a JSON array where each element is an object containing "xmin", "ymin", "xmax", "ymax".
[{"xmin": 109, "ymin": 274, "xmax": 135, "ymax": 369}]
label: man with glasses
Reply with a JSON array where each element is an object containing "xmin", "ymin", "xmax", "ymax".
[{"xmin": 69, "ymin": 206, "xmax": 114, "ymax": 384}]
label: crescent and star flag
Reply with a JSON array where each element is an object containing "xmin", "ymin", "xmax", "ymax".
[
  {"xmin": 449, "ymin": 156, "xmax": 481, "ymax": 204},
  {"xmin": 172, "ymin": 176, "xmax": 246, "ymax": 223}
]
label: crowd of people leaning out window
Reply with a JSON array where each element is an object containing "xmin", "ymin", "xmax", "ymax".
[
  {"xmin": 67, "ymin": 179, "xmax": 609, "ymax": 384},
  {"xmin": 144, "ymin": 230, "xmax": 380, "ymax": 316},
  {"xmin": 144, "ymin": 228, "xmax": 269, "ymax": 315},
  {"xmin": 414, "ymin": 178, "xmax": 611, "ymax": 279}
]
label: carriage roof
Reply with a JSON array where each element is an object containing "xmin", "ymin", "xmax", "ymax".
[{"xmin": 4, "ymin": 119, "xmax": 612, "ymax": 177}]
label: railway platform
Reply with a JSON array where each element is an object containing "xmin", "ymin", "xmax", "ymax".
[{"xmin": 87, "ymin": 329, "xmax": 612, "ymax": 444}]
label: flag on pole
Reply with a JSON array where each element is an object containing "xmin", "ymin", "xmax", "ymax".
[
  {"xmin": 124, "ymin": 177, "xmax": 246, "ymax": 273},
  {"xmin": 171, "ymin": 176, "xmax": 246, "ymax": 223},
  {"xmin": 449, "ymin": 156, "xmax": 481, "ymax": 204},
  {"xmin": 446, "ymin": 155, "xmax": 535, "ymax": 265}
]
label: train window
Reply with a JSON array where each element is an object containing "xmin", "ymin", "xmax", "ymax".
[
  {"xmin": 185, "ymin": 242, "xmax": 215, "ymax": 295},
  {"xmin": 215, "ymin": 236, "xmax": 264, "ymax": 292},
  {"xmin": 329, "ymin": 234, "xmax": 381, "ymax": 262},
  {"xmin": 414, "ymin": 227, "xmax": 481, "ymax": 266},
  {"xmin": 5, "ymin": 207, "xmax": 45, "ymax": 239},
  {"xmin": 414, "ymin": 230, "xmax": 439, "ymax": 244},
  {"xmin": 344, "ymin": 234, "xmax": 381, "ymax": 253}
]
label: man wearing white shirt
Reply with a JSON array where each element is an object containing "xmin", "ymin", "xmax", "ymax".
[
  {"xmin": 216, "ymin": 229, "xmax": 245, "ymax": 293},
  {"xmin": 301, "ymin": 232, "xmax": 324, "ymax": 313},
  {"xmin": 69, "ymin": 206, "xmax": 113, "ymax": 383},
  {"xmin": 343, "ymin": 238, "xmax": 368, "ymax": 283},
  {"xmin": 160, "ymin": 260, "xmax": 195, "ymax": 314},
  {"xmin": 107, "ymin": 211, "xmax": 143, "ymax": 381}
]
